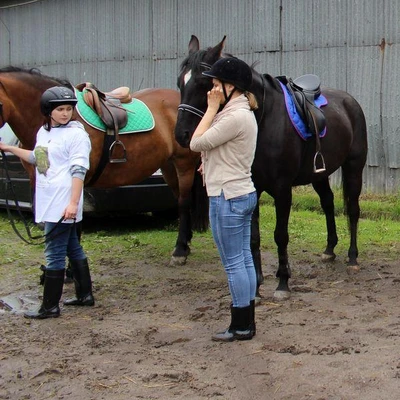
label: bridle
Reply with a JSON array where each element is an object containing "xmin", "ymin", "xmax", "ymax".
[
  {"xmin": 177, "ymin": 60, "xmax": 266, "ymax": 124},
  {"xmin": 177, "ymin": 61, "xmax": 212, "ymax": 120}
]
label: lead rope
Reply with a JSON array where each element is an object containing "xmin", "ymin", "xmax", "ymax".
[{"xmin": 0, "ymin": 149, "xmax": 74, "ymax": 245}]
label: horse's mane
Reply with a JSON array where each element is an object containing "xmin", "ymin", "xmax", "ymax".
[
  {"xmin": 0, "ymin": 65, "xmax": 73, "ymax": 89},
  {"xmin": 179, "ymin": 49, "xmax": 209, "ymax": 75}
]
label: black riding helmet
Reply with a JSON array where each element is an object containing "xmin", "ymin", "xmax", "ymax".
[
  {"xmin": 40, "ymin": 86, "xmax": 78, "ymax": 116},
  {"xmin": 202, "ymin": 57, "xmax": 253, "ymax": 92}
]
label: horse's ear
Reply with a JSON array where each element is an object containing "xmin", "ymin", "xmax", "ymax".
[
  {"xmin": 205, "ymin": 35, "xmax": 226, "ymax": 63},
  {"xmin": 188, "ymin": 35, "xmax": 200, "ymax": 54}
]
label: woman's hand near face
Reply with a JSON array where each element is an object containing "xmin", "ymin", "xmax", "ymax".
[
  {"xmin": 207, "ymin": 87, "xmax": 223, "ymax": 113},
  {"xmin": 190, "ymin": 81, "xmax": 225, "ymax": 145}
]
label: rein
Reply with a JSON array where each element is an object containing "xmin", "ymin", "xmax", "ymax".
[
  {"xmin": 177, "ymin": 61, "xmax": 212, "ymax": 119},
  {"xmin": 0, "ymin": 149, "xmax": 73, "ymax": 245}
]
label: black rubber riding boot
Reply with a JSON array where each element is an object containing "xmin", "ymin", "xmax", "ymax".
[
  {"xmin": 24, "ymin": 269, "xmax": 65, "ymax": 319},
  {"xmin": 64, "ymin": 259, "xmax": 95, "ymax": 306},
  {"xmin": 250, "ymin": 299, "xmax": 256, "ymax": 337},
  {"xmin": 212, "ymin": 305, "xmax": 253, "ymax": 342}
]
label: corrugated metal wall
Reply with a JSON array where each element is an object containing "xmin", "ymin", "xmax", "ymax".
[{"xmin": 1, "ymin": 0, "xmax": 399, "ymax": 193}]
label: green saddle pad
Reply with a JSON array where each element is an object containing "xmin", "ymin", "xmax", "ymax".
[{"xmin": 75, "ymin": 90, "xmax": 155, "ymax": 133}]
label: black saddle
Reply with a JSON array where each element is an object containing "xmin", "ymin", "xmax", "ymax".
[
  {"xmin": 292, "ymin": 74, "xmax": 321, "ymax": 98},
  {"xmin": 278, "ymin": 74, "xmax": 326, "ymax": 136}
]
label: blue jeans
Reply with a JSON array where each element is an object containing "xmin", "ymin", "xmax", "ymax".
[
  {"xmin": 209, "ymin": 191, "xmax": 257, "ymax": 308},
  {"xmin": 44, "ymin": 222, "xmax": 86, "ymax": 271}
]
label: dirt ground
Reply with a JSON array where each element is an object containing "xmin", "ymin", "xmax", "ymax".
[{"xmin": 1, "ymin": 218, "xmax": 400, "ymax": 400}]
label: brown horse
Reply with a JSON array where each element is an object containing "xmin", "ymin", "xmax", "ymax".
[{"xmin": 0, "ymin": 66, "xmax": 207, "ymax": 264}]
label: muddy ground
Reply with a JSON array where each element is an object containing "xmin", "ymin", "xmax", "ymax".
[{"xmin": 1, "ymin": 215, "xmax": 400, "ymax": 400}]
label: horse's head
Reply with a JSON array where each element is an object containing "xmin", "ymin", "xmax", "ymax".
[{"xmin": 175, "ymin": 35, "xmax": 226, "ymax": 148}]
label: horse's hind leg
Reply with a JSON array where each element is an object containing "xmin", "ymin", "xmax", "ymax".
[
  {"xmin": 312, "ymin": 178, "xmax": 338, "ymax": 262},
  {"xmin": 341, "ymin": 163, "xmax": 363, "ymax": 270}
]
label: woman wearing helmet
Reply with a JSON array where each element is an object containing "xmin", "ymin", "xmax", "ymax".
[
  {"xmin": 190, "ymin": 57, "xmax": 258, "ymax": 342},
  {"xmin": 0, "ymin": 85, "xmax": 95, "ymax": 319}
]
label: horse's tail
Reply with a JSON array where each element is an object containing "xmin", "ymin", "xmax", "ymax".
[
  {"xmin": 342, "ymin": 168, "xmax": 349, "ymax": 217},
  {"xmin": 342, "ymin": 95, "xmax": 368, "ymax": 223},
  {"xmin": 191, "ymin": 169, "xmax": 209, "ymax": 232}
]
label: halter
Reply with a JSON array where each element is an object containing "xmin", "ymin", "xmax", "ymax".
[{"xmin": 177, "ymin": 62, "xmax": 212, "ymax": 119}]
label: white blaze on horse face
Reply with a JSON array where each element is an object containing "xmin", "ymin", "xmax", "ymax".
[{"xmin": 184, "ymin": 70, "xmax": 192, "ymax": 86}]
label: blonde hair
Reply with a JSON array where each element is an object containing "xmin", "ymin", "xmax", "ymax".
[{"xmin": 245, "ymin": 91, "xmax": 258, "ymax": 111}]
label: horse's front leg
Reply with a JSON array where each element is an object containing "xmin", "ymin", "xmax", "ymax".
[
  {"xmin": 169, "ymin": 154, "xmax": 208, "ymax": 266},
  {"xmin": 170, "ymin": 194, "xmax": 192, "ymax": 266},
  {"xmin": 274, "ymin": 190, "xmax": 292, "ymax": 300},
  {"xmin": 250, "ymin": 201, "xmax": 264, "ymax": 300},
  {"xmin": 312, "ymin": 178, "xmax": 338, "ymax": 262},
  {"xmin": 161, "ymin": 161, "xmax": 194, "ymax": 267}
]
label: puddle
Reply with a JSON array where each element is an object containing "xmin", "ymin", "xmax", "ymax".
[{"xmin": 0, "ymin": 294, "xmax": 39, "ymax": 315}]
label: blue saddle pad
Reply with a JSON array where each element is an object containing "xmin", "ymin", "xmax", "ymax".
[{"xmin": 279, "ymin": 81, "xmax": 328, "ymax": 140}]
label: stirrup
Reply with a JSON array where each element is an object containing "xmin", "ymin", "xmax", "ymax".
[
  {"xmin": 313, "ymin": 151, "xmax": 326, "ymax": 173},
  {"xmin": 109, "ymin": 140, "xmax": 127, "ymax": 163}
]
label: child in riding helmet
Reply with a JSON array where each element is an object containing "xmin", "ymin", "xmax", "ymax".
[
  {"xmin": 0, "ymin": 86, "xmax": 95, "ymax": 319},
  {"xmin": 190, "ymin": 57, "xmax": 258, "ymax": 342}
]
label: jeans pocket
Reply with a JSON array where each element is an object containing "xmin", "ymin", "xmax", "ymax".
[{"xmin": 229, "ymin": 192, "xmax": 257, "ymax": 215}]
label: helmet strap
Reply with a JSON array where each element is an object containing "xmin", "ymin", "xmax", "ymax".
[{"xmin": 221, "ymin": 83, "xmax": 236, "ymax": 109}]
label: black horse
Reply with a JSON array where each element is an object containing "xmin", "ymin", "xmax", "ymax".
[{"xmin": 175, "ymin": 35, "xmax": 368, "ymax": 300}]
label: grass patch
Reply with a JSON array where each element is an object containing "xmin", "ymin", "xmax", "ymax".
[
  {"xmin": 0, "ymin": 185, "xmax": 399, "ymax": 278},
  {"xmin": 259, "ymin": 185, "xmax": 400, "ymax": 221}
]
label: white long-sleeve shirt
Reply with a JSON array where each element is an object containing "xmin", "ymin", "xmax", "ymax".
[{"xmin": 33, "ymin": 121, "xmax": 91, "ymax": 223}]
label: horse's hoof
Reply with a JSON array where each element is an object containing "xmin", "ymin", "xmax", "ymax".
[
  {"xmin": 169, "ymin": 256, "xmax": 187, "ymax": 267},
  {"xmin": 321, "ymin": 252, "xmax": 336, "ymax": 262},
  {"xmin": 274, "ymin": 290, "xmax": 291, "ymax": 301},
  {"xmin": 346, "ymin": 265, "xmax": 360, "ymax": 274}
]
